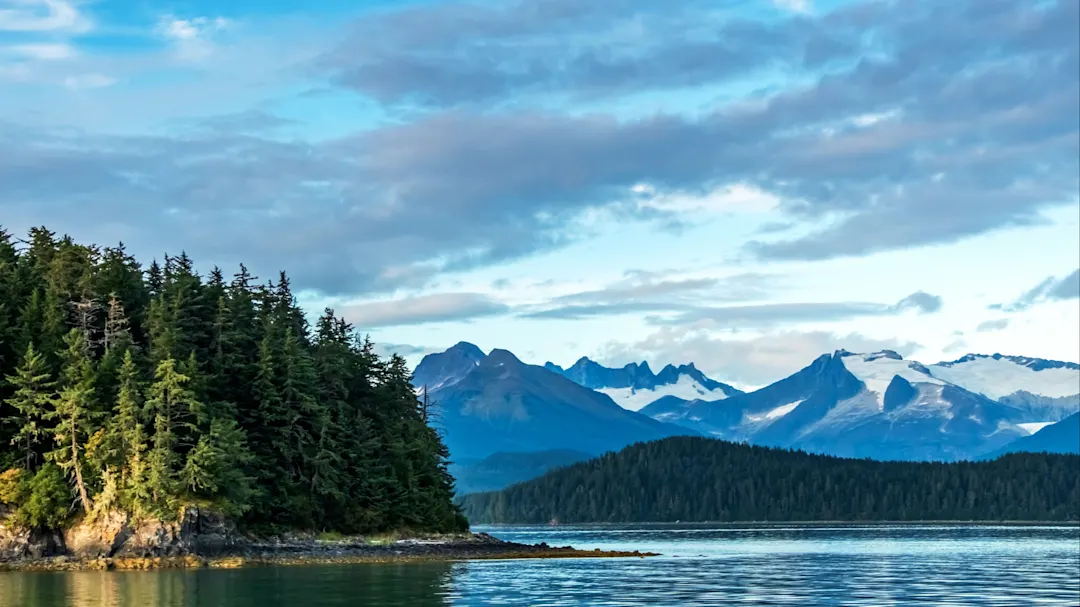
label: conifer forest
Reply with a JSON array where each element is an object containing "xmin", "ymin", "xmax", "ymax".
[{"xmin": 0, "ymin": 227, "xmax": 466, "ymax": 534}]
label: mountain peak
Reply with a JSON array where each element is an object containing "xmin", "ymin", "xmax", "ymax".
[
  {"xmin": 485, "ymin": 348, "xmax": 523, "ymax": 366},
  {"xmin": 448, "ymin": 341, "xmax": 486, "ymax": 359},
  {"xmin": 412, "ymin": 342, "xmax": 487, "ymax": 392}
]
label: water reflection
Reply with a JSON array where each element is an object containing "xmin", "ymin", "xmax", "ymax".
[
  {"xmin": 1, "ymin": 562, "xmax": 456, "ymax": 607},
  {"xmin": 1, "ymin": 525, "xmax": 1077, "ymax": 606}
]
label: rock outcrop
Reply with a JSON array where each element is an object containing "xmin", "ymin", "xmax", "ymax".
[{"xmin": 2, "ymin": 507, "xmax": 244, "ymax": 562}]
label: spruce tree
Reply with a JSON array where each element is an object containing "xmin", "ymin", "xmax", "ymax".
[
  {"xmin": 144, "ymin": 358, "xmax": 202, "ymax": 510},
  {"xmin": 112, "ymin": 351, "xmax": 150, "ymax": 512},
  {"xmin": 48, "ymin": 329, "xmax": 99, "ymax": 514},
  {"xmin": 3, "ymin": 344, "xmax": 55, "ymax": 471}
]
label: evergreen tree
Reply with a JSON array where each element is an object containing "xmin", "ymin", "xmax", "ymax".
[
  {"xmin": 3, "ymin": 344, "xmax": 55, "ymax": 470},
  {"xmin": 0, "ymin": 227, "xmax": 466, "ymax": 534},
  {"xmin": 47, "ymin": 329, "xmax": 99, "ymax": 514},
  {"xmin": 112, "ymin": 351, "xmax": 150, "ymax": 512},
  {"xmin": 144, "ymin": 358, "xmax": 202, "ymax": 510}
]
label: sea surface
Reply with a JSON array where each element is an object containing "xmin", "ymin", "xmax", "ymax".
[{"xmin": 2, "ymin": 524, "xmax": 1078, "ymax": 606}]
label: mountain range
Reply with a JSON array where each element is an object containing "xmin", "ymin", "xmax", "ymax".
[
  {"xmin": 544, "ymin": 358, "xmax": 742, "ymax": 411},
  {"xmin": 413, "ymin": 343, "xmax": 1079, "ymax": 492},
  {"xmin": 415, "ymin": 344, "xmax": 695, "ymax": 462},
  {"xmin": 636, "ymin": 350, "xmax": 1078, "ymax": 461}
]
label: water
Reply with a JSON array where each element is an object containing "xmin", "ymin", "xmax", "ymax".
[{"xmin": 2, "ymin": 524, "xmax": 1077, "ymax": 606}]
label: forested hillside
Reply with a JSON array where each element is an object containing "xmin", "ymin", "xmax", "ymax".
[
  {"xmin": 461, "ymin": 437, "xmax": 1080, "ymax": 523},
  {"xmin": 0, "ymin": 227, "xmax": 465, "ymax": 534}
]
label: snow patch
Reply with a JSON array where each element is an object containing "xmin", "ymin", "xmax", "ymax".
[
  {"xmin": 841, "ymin": 352, "xmax": 945, "ymax": 408},
  {"xmin": 1017, "ymin": 422, "xmax": 1056, "ymax": 435},
  {"xmin": 929, "ymin": 357, "xmax": 1080, "ymax": 400},
  {"xmin": 599, "ymin": 374, "xmax": 730, "ymax": 412},
  {"xmin": 747, "ymin": 400, "xmax": 804, "ymax": 423}
]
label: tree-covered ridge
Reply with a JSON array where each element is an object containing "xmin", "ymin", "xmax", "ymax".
[
  {"xmin": 0, "ymin": 226, "xmax": 465, "ymax": 534},
  {"xmin": 460, "ymin": 437, "xmax": 1080, "ymax": 524}
]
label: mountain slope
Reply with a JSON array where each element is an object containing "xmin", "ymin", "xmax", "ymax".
[
  {"xmin": 640, "ymin": 350, "xmax": 1035, "ymax": 461},
  {"xmin": 545, "ymin": 357, "xmax": 742, "ymax": 411},
  {"xmin": 449, "ymin": 449, "xmax": 593, "ymax": 495},
  {"xmin": 981, "ymin": 412, "xmax": 1080, "ymax": 459},
  {"xmin": 460, "ymin": 436, "xmax": 1080, "ymax": 524},
  {"xmin": 413, "ymin": 341, "xmax": 486, "ymax": 391},
  {"xmin": 929, "ymin": 354, "xmax": 1079, "ymax": 422},
  {"xmin": 429, "ymin": 348, "xmax": 696, "ymax": 460}
]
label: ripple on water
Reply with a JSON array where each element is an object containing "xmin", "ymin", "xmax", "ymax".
[{"xmin": 1, "ymin": 524, "xmax": 1077, "ymax": 606}]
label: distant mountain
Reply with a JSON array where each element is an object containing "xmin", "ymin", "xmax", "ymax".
[
  {"xmin": 928, "ymin": 354, "xmax": 1079, "ymax": 422},
  {"xmin": 449, "ymin": 449, "xmax": 593, "ymax": 495},
  {"xmin": 981, "ymin": 412, "xmax": 1080, "ymax": 459},
  {"xmin": 460, "ymin": 436, "xmax": 1080, "ymax": 524},
  {"xmin": 639, "ymin": 350, "xmax": 1046, "ymax": 461},
  {"xmin": 413, "ymin": 341, "xmax": 486, "ymax": 391},
  {"xmin": 544, "ymin": 357, "xmax": 742, "ymax": 411},
  {"xmin": 422, "ymin": 347, "xmax": 695, "ymax": 460}
]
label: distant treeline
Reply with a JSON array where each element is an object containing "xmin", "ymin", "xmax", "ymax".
[
  {"xmin": 460, "ymin": 437, "xmax": 1080, "ymax": 523},
  {"xmin": 0, "ymin": 227, "xmax": 465, "ymax": 533}
]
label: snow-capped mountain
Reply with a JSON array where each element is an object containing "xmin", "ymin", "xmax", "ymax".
[
  {"xmin": 544, "ymin": 357, "xmax": 742, "ymax": 411},
  {"xmin": 412, "ymin": 345, "xmax": 696, "ymax": 460},
  {"xmin": 928, "ymin": 354, "xmax": 1079, "ymax": 422},
  {"xmin": 640, "ymin": 350, "xmax": 1071, "ymax": 461}
]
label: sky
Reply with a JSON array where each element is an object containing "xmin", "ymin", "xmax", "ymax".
[{"xmin": 1, "ymin": 0, "xmax": 1078, "ymax": 389}]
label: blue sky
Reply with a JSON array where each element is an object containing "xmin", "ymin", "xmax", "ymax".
[{"xmin": 2, "ymin": 0, "xmax": 1078, "ymax": 387}]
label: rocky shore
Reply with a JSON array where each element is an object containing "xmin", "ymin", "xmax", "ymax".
[{"xmin": 0, "ymin": 508, "xmax": 655, "ymax": 571}]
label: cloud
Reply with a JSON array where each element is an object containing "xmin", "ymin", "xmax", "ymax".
[
  {"xmin": 370, "ymin": 342, "xmax": 441, "ymax": 360},
  {"xmin": 519, "ymin": 272, "xmax": 778, "ymax": 320},
  {"xmin": 976, "ymin": 318, "xmax": 1010, "ymax": 332},
  {"xmin": 319, "ymin": 0, "xmax": 845, "ymax": 107},
  {"xmin": 156, "ymin": 15, "xmax": 230, "ymax": 61},
  {"xmin": 340, "ymin": 293, "xmax": 509, "ymax": 328},
  {"xmin": 895, "ymin": 291, "xmax": 943, "ymax": 314},
  {"xmin": 316, "ymin": 0, "xmax": 1079, "ymax": 262},
  {"xmin": 5, "ymin": 42, "xmax": 73, "ymax": 60},
  {"xmin": 2, "ymin": 0, "xmax": 1077, "ymax": 299},
  {"xmin": 942, "ymin": 338, "xmax": 968, "ymax": 354},
  {"xmin": 995, "ymin": 269, "xmax": 1080, "ymax": 312},
  {"xmin": 632, "ymin": 183, "xmax": 780, "ymax": 214},
  {"xmin": 600, "ymin": 328, "xmax": 920, "ymax": 388},
  {"xmin": 63, "ymin": 73, "xmax": 115, "ymax": 90},
  {"xmin": 181, "ymin": 110, "xmax": 298, "ymax": 135},
  {"xmin": 773, "ymin": 0, "xmax": 812, "ymax": 14},
  {"xmin": 0, "ymin": 0, "xmax": 85, "ymax": 32},
  {"xmin": 656, "ymin": 291, "xmax": 941, "ymax": 328}
]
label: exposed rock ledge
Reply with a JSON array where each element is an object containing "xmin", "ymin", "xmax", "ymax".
[{"xmin": 0, "ymin": 508, "xmax": 655, "ymax": 571}]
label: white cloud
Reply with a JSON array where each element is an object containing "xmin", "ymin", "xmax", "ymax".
[
  {"xmin": 156, "ymin": 15, "xmax": 231, "ymax": 61},
  {"xmin": 0, "ymin": 0, "xmax": 86, "ymax": 32},
  {"xmin": 772, "ymin": 0, "xmax": 812, "ymax": 14},
  {"xmin": 6, "ymin": 42, "xmax": 74, "ymax": 59},
  {"xmin": 63, "ymin": 73, "xmax": 116, "ymax": 89},
  {"xmin": 632, "ymin": 182, "xmax": 780, "ymax": 214}
]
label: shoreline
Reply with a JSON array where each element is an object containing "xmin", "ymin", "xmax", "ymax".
[
  {"xmin": 0, "ymin": 533, "xmax": 658, "ymax": 572},
  {"xmin": 473, "ymin": 520, "xmax": 1080, "ymax": 527}
]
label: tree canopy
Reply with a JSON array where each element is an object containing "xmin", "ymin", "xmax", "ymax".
[
  {"xmin": 460, "ymin": 436, "xmax": 1080, "ymax": 524},
  {"xmin": 0, "ymin": 226, "xmax": 465, "ymax": 534}
]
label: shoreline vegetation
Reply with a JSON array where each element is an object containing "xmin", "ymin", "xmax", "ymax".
[
  {"xmin": 0, "ymin": 227, "xmax": 469, "ymax": 568},
  {"xmin": 0, "ymin": 530, "xmax": 657, "ymax": 572},
  {"xmin": 461, "ymin": 437, "xmax": 1080, "ymax": 524}
]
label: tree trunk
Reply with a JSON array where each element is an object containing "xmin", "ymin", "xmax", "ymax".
[{"xmin": 71, "ymin": 420, "xmax": 93, "ymax": 512}]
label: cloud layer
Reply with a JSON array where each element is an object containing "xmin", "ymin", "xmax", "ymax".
[{"xmin": 1, "ymin": 0, "xmax": 1076, "ymax": 304}]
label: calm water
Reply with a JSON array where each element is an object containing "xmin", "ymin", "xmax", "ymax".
[{"xmin": 1, "ymin": 524, "xmax": 1077, "ymax": 606}]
